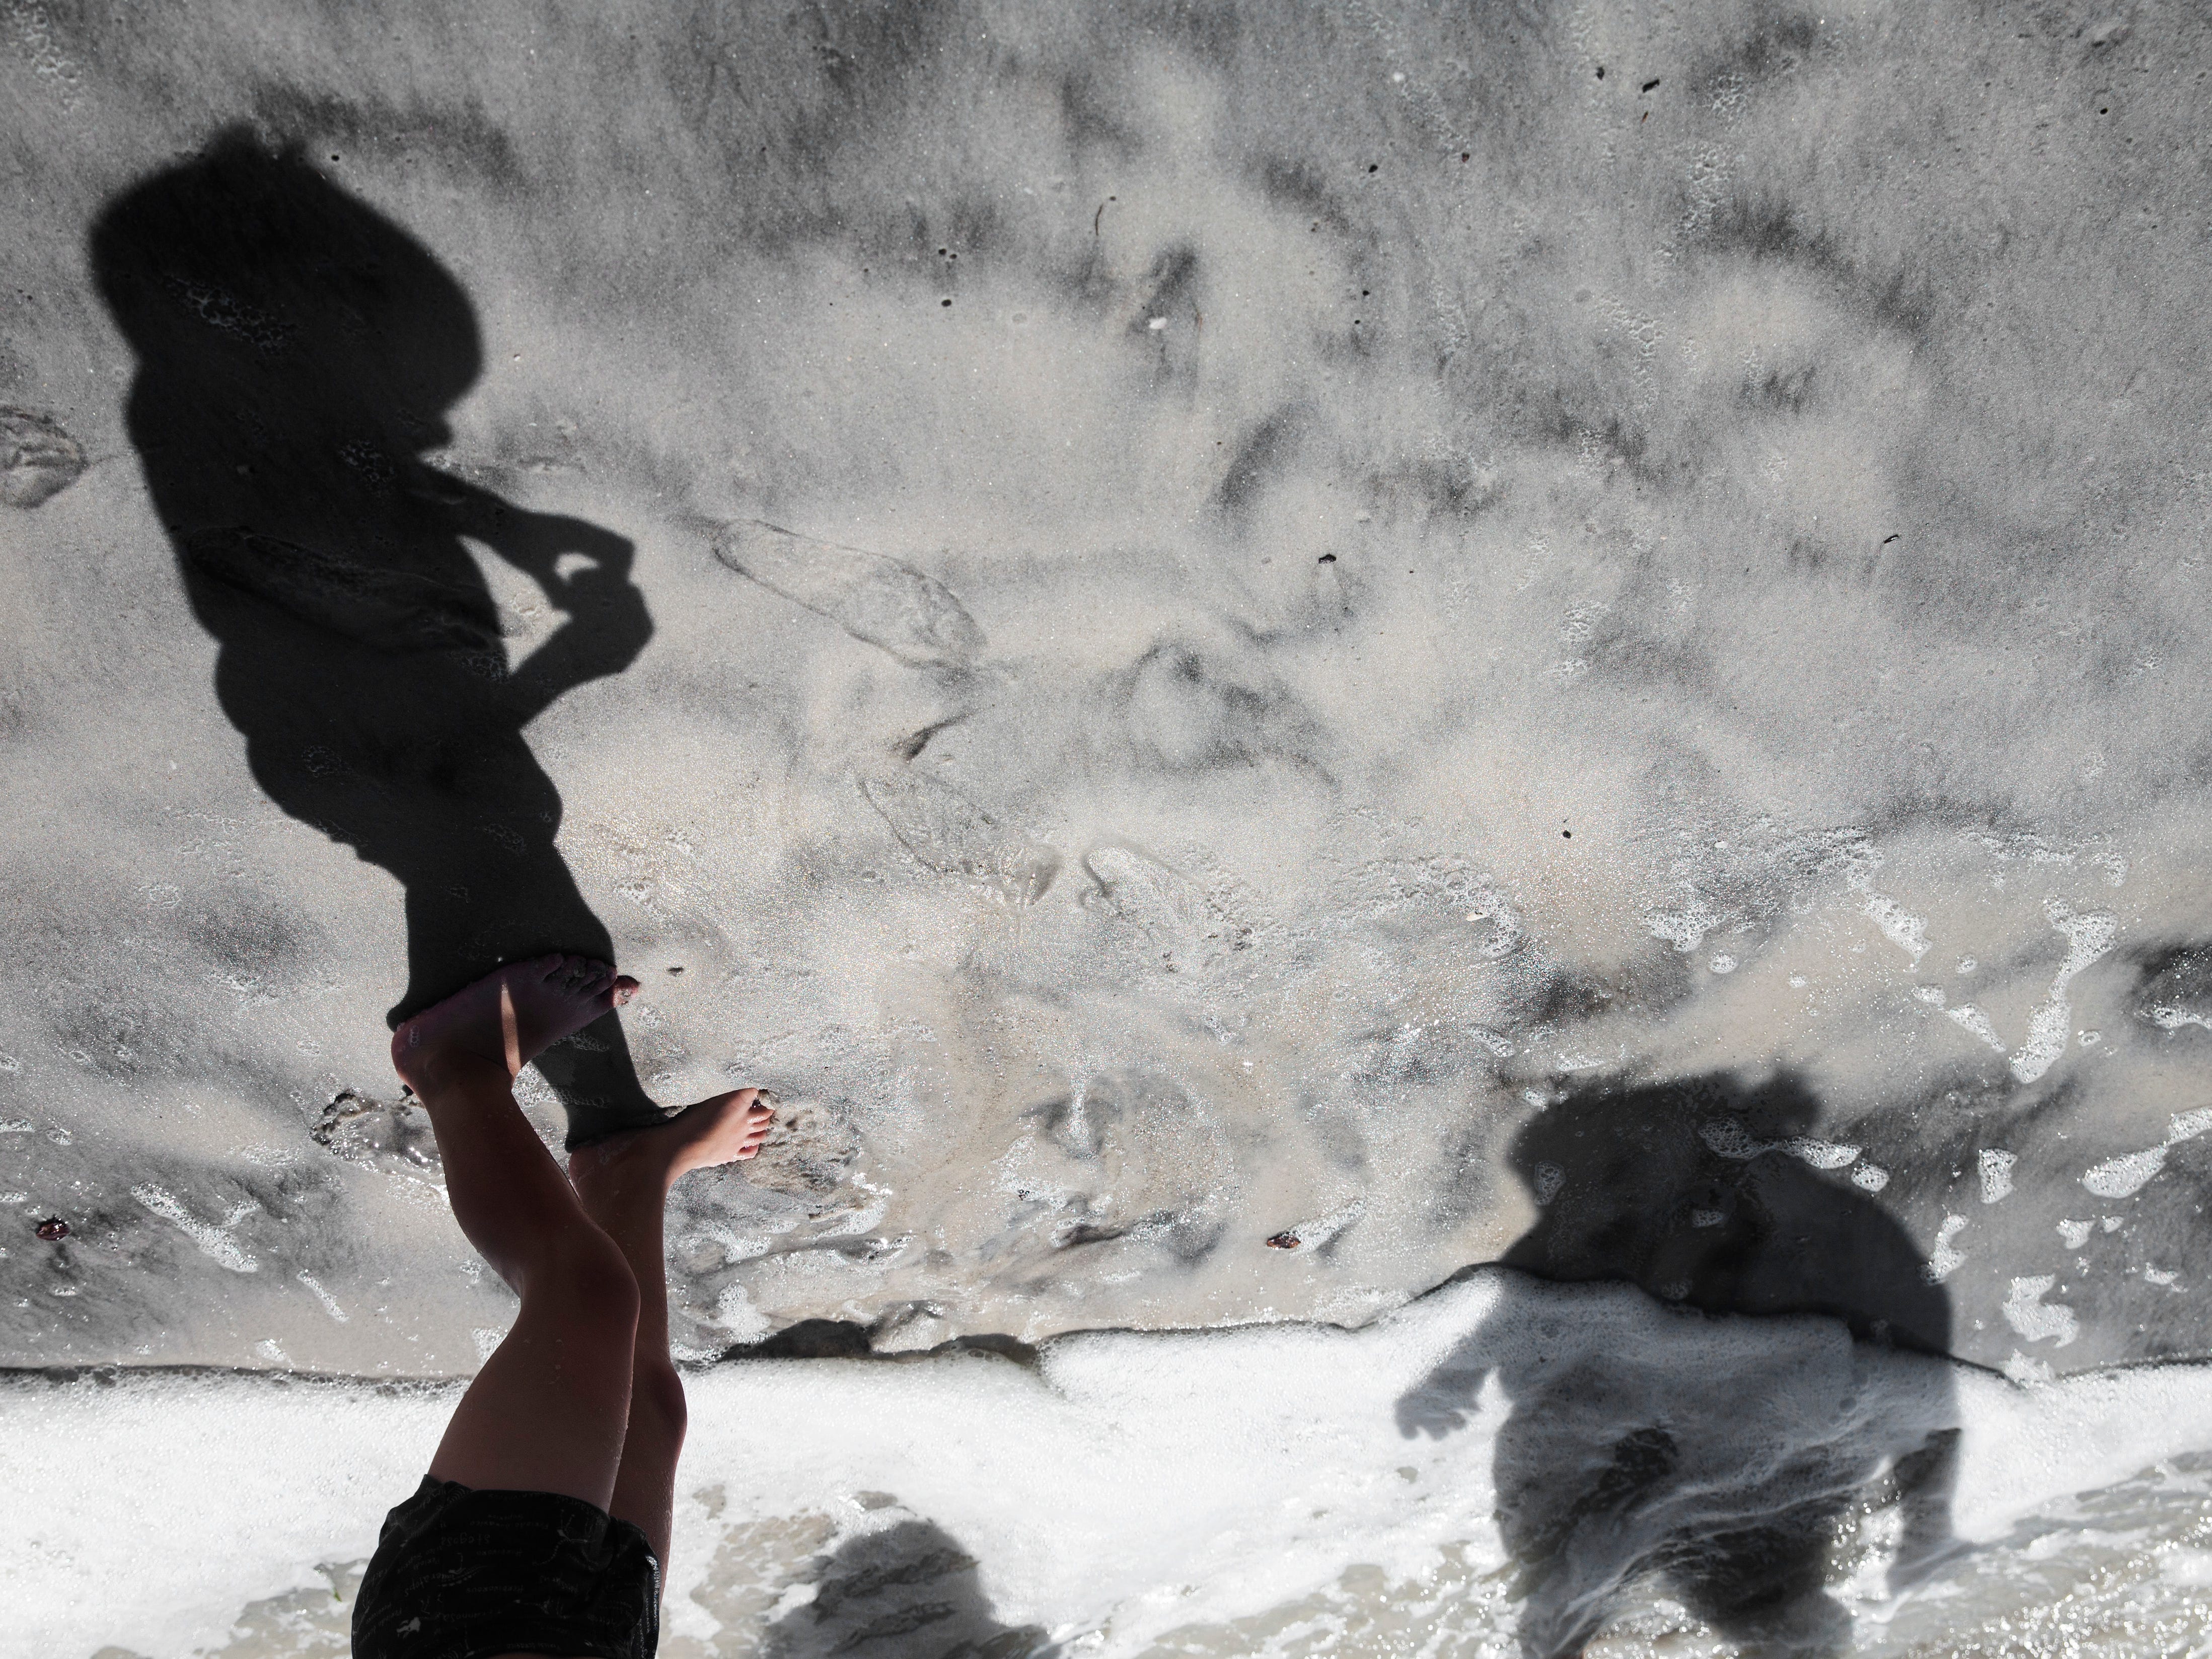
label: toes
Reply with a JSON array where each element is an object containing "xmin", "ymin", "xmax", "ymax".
[{"xmin": 611, "ymin": 975, "xmax": 640, "ymax": 1005}]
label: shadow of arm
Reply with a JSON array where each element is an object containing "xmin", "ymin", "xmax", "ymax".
[
  {"xmin": 434, "ymin": 478, "xmax": 654, "ymax": 722},
  {"xmin": 503, "ymin": 564, "xmax": 654, "ymax": 724}
]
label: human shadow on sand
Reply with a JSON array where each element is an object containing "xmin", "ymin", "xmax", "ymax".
[
  {"xmin": 1398, "ymin": 1071, "xmax": 1960, "ymax": 1658},
  {"xmin": 766, "ymin": 1518, "xmax": 1052, "ymax": 1659},
  {"xmin": 91, "ymin": 128, "xmax": 659, "ymax": 1145}
]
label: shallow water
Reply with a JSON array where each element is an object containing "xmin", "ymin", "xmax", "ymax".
[{"xmin": 15, "ymin": 1274, "xmax": 2212, "ymax": 1659}]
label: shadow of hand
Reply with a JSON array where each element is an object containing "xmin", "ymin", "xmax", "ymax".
[
  {"xmin": 1395, "ymin": 1360, "xmax": 1491, "ymax": 1440},
  {"xmin": 509, "ymin": 511, "xmax": 637, "ymax": 607},
  {"xmin": 438, "ymin": 498, "xmax": 651, "ymax": 719}
]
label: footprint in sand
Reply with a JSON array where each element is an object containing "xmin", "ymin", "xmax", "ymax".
[
  {"xmin": 310, "ymin": 1088, "xmax": 442, "ymax": 1171},
  {"xmin": 862, "ymin": 772, "xmax": 1059, "ymax": 904},
  {"xmin": 1, "ymin": 408, "xmax": 87, "ymax": 508},
  {"xmin": 711, "ymin": 520, "xmax": 983, "ymax": 669},
  {"xmin": 1021, "ymin": 1069, "xmax": 1237, "ymax": 1262},
  {"xmin": 1354, "ymin": 858, "xmax": 1523, "ymax": 960},
  {"xmin": 1080, "ymin": 842, "xmax": 1251, "ymax": 977},
  {"xmin": 737, "ymin": 1095, "xmax": 863, "ymax": 1205}
]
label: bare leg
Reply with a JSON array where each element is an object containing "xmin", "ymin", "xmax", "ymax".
[
  {"xmin": 391, "ymin": 955, "xmax": 644, "ymax": 1508},
  {"xmin": 569, "ymin": 1090, "xmax": 775, "ymax": 1563}
]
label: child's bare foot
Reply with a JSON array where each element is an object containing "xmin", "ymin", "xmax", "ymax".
[
  {"xmin": 392, "ymin": 954, "xmax": 639, "ymax": 1095},
  {"xmin": 568, "ymin": 1089, "xmax": 775, "ymax": 1196}
]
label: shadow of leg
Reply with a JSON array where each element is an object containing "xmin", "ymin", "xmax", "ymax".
[
  {"xmin": 1674, "ymin": 1516, "xmax": 1856, "ymax": 1658},
  {"xmin": 374, "ymin": 749, "xmax": 662, "ymax": 1144},
  {"xmin": 531, "ymin": 1012, "xmax": 665, "ymax": 1147},
  {"xmin": 393, "ymin": 870, "xmax": 662, "ymax": 1144},
  {"xmin": 1889, "ymin": 1426, "xmax": 1963, "ymax": 1594}
]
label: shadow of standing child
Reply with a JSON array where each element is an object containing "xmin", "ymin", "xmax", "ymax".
[{"xmin": 91, "ymin": 127, "xmax": 665, "ymax": 1145}]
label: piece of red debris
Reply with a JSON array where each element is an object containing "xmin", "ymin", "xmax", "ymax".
[
  {"xmin": 35, "ymin": 1216, "xmax": 68, "ymax": 1241},
  {"xmin": 1265, "ymin": 1231, "xmax": 1301, "ymax": 1249}
]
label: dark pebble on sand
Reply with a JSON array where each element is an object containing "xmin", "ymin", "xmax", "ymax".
[
  {"xmin": 1265, "ymin": 1231, "xmax": 1300, "ymax": 1249},
  {"xmin": 36, "ymin": 1216, "xmax": 69, "ymax": 1241}
]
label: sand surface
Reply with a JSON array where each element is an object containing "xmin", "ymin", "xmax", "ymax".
[{"xmin": 5, "ymin": 1, "xmax": 2212, "ymax": 1390}]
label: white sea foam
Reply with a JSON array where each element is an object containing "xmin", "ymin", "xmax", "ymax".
[
  {"xmin": 293, "ymin": 1270, "xmax": 347, "ymax": 1323},
  {"xmin": 128, "ymin": 1183, "xmax": 259, "ymax": 1274},
  {"xmin": 1944, "ymin": 1003, "xmax": 2008, "ymax": 1053},
  {"xmin": 1841, "ymin": 848, "xmax": 1930, "ymax": 969},
  {"xmin": 2001, "ymin": 1275, "xmax": 2078, "ymax": 1347},
  {"xmin": 2078, "ymin": 1109, "xmax": 2212, "ymax": 1201},
  {"xmin": 1978, "ymin": 1149, "xmax": 2016, "ymax": 1205},
  {"xmin": 2084, "ymin": 1147, "xmax": 2170, "ymax": 1200},
  {"xmin": 1924, "ymin": 1214, "xmax": 1969, "ymax": 1284},
  {"xmin": 2143, "ymin": 1004, "xmax": 2212, "ymax": 1034},
  {"xmin": 13, "ymin": 1274, "xmax": 2212, "ymax": 1659},
  {"xmin": 2009, "ymin": 905, "xmax": 2119, "ymax": 1086}
]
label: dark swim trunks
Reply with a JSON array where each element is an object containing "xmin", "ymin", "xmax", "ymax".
[{"xmin": 351, "ymin": 1475, "xmax": 661, "ymax": 1659}]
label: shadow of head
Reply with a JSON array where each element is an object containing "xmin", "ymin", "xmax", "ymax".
[
  {"xmin": 765, "ymin": 1518, "xmax": 1053, "ymax": 1659},
  {"xmin": 90, "ymin": 126, "xmax": 479, "ymax": 474},
  {"xmin": 1503, "ymin": 1069, "xmax": 1948, "ymax": 1352}
]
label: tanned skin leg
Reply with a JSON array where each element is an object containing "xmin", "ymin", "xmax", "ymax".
[
  {"xmin": 568, "ymin": 1090, "xmax": 774, "ymax": 1563},
  {"xmin": 390, "ymin": 954, "xmax": 646, "ymax": 1509},
  {"xmin": 390, "ymin": 953, "xmax": 774, "ymax": 1580}
]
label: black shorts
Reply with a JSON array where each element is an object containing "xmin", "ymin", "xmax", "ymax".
[{"xmin": 351, "ymin": 1475, "xmax": 661, "ymax": 1659}]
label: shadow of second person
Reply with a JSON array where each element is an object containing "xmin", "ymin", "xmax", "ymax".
[
  {"xmin": 1398, "ymin": 1071, "xmax": 1960, "ymax": 1658},
  {"xmin": 89, "ymin": 127, "xmax": 662, "ymax": 1145}
]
